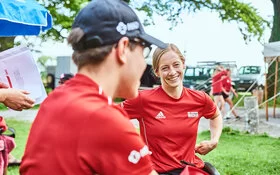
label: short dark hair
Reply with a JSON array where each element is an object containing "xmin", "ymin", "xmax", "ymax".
[{"xmin": 68, "ymin": 28, "xmax": 115, "ymax": 69}]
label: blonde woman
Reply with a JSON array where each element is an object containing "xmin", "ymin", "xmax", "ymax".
[
  {"xmin": 211, "ymin": 65, "xmax": 227, "ymax": 116},
  {"xmin": 122, "ymin": 44, "xmax": 223, "ymax": 175}
]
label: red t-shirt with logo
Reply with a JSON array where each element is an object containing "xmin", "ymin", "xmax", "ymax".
[
  {"xmin": 122, "ymin": 86, "xmax": 217, "ymax": 173},
  {"xmin": 20, "ymin": 74, "xmax": 153, "ymax": 175},
  {"xmin": 212, "ymin": 70, "xmax": 227, "ymax": 94},
  {"xmin": 222, "ymin": 76, "xmax": 232, "ymax": 92}
]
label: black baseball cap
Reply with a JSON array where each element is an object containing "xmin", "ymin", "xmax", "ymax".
[{"xmin": 71, "ymin": 0, "xmax": 167, "ymax": 51}]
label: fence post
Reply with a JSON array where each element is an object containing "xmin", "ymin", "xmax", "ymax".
[{"xmin": 244, "ymin": 96, "xmax": 259, "ymax": 134}]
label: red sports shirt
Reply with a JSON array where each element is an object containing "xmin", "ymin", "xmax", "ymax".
[
  {"xmin": 122, "ymin": 86, "xmax": 217, "ymax": 173},
  {"xmin": 222, "ymin": 76, "xmax": 232, "ymax": 92},
  {"xmin": 212, "ymin": 70, "xmax": 227, "ymax": 94},
  {"xmin": 20, "ymin": 74, "xmax": 153, "ymax": 175}
]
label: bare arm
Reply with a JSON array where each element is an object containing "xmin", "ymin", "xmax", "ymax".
[
  {"xmin": 149, "ymin": 170, "xmax": 158, "ymax": 175},
  {"xmin": 195, "ymin": 109, "xmax": 223, "ymax": 155},
  {"xmin": 0, "ymin": 88, "xmax": 35, "ymax": 111},
  {"xmin": 209, "ymin": 109, "xmax": 223, "ymax": 145},
  {"xmin": 230, "ymin": 86, "xmax": 238, "ymax": 98}
]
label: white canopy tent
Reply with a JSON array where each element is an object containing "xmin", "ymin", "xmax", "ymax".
[
  {"xmin": 264, "ymin": 41, "xmax": 280, "ymax": 57},
  {"xmin": 263, "ymin": 41, "xmax": 280, "ymax": 120}
]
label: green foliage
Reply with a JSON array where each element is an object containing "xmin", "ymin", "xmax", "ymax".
[
  {"xmin": 269, "ymin": 0, "xmax": 280, "ymax": 42},
  {"xmin": 0, "ymin": 37, "xmax": 16, "ymax": 51},
  {"xmin": 38, "ymin": 0, "xmax": 270, "ymax": 43}
]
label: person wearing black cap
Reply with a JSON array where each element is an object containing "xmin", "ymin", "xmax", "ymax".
[
  {"xmin": 58, "ymin": 73, "xmax": 74, "ymax": 85},
  {"xmin": 20, "ymin": 0, "xmax": 166, "ymax": 175}
]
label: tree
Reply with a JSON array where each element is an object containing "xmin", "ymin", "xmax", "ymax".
[
  {"xmin": 41, "ymin": 0, "xmax": 269, "ymax": 43},
  {"xmin": 267, "ymin": 0, "xmax": 280, "ymax": 98},
  {"xmin": 0, "ymin": 0, "xmax": 270, "ymax": 50}
]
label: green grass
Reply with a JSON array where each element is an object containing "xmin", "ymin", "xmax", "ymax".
[
  {"xmin": 4, "ymin": 121, "xmax": 280, "ymax": 175},
  {"xmin": 5, "ymin": 119, "xmax": 31, "ymax": 174},
  {"xmin": 197, "ymin": 127, "xmax": 280, "ymax": 175},
  {"xmin": 0, "ymin": 103, "xmax": 40, "ymax": 111},
  {"xmin": 232, "ymin": 92, "xmax": 280, "ymax": 108}
]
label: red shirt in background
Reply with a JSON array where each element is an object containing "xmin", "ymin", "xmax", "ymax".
[
  {"xmin": 222, "ymin": 76, "xmax": 232, "ymax": 93},
  {"xmin": 212, "ymin": 70, "xmax": 227, "ymax": 94},
  {"xmin": 122, "ymin": 86, "xmax": 217, "ymax": 173},
  {"xmin": 20, "ymin": 74, "xmax": 153, "ymax": 175}
]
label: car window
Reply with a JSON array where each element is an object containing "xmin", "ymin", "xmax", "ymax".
[
  {"xmin": 239, "ymin": 67, "xmax": 244, "ymax": 74},
  {"xmin": 244, "ymin": 67, "xmax": 251, "ymax": 74},
  {"xmin": 251, "ymin": 66, "xmax": 261, "ymax": 74},
  {"xmin": 185, "ymin": 68, "xmax": 194, "ymax": 76},
  {"xmin": 194, "ymin": 68, "xmax": 205, "ymax": 76}
]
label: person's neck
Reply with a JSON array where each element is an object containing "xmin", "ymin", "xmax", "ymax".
[
  {"xmin": 162, "ymin": 84, "xmax": 183, "ymax": 99},
  {"xmin": 79, "ymin": 64, "xmax": 119, "ymax": 98}
]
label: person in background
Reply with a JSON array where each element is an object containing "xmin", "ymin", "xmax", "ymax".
[
  {"xmin": 58, "ymin": 73, "xmax": 74, "ymax": 85},
  {"xmin": 121, "ymin": 43, "xmax": 223, "ymax": 175},
  {"xmin": 20, "ymin": 0, "xmax": 167, "ymax": 174},
  {"xmin": 0, "ymin": 82, "xmax": 35, "ymax": 167},
  {"xmin": 222, "ymin": 69, "xmax": 240, "ymax": 119},
  {"xmin": 211, "ymin": 65, "xmax": 227, "ymax": 117}
]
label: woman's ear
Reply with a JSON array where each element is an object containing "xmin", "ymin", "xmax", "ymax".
[
  {"xmin": 154, "ymin": 69, "xmax": 160, "ymax": 77},
  {"xmin": 116, "ymin": 37, "xmax": 129, "ymax": 64}
]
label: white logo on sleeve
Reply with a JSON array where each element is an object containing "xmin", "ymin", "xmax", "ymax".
[
  {"xmin": 155, "ymin": 111, "xmax": 166, "ymax": 119},
  {"xmin": 187, "ymin": 112, "xmax": 199, "ymax": 118},
  {"xmin": 128, "ymin": 145, "xmax": 151, "ymax": 164}
]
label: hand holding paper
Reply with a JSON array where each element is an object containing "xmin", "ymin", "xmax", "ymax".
[
  {"xmin": 0, "ymin": 46, "xmax": 47, "ymax": 104},
  {"xmin": 0, "ymin": 88, "xmax": 35, "ymax": 111}
]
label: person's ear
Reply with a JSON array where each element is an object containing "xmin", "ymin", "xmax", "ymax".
[
  {"xmin": 182, "ymin": 61, "xmax": 186, "ymax": 69},
  {"xmin": 154, "ymin": 69, "xmax": 160, "ymax": 77},
  {"xmin": 116, "ymin": 37, "xmax": 129, "ymax": 64}
]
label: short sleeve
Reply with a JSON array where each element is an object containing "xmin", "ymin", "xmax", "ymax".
[
  {"xmin": 121, "ymin": 94, "xmax": 143, "ymax": 119},
  {"xmin": 202, "ymin": 92, "xmax": 217, "ymax": 119},
  {"xmin": 77, "ymin": 107, "xmax": 153, "ymax": 175}
]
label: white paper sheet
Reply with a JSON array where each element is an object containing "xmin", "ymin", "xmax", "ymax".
[{"xmin": 0, "ymin": 45, "xmax": 47, "ymax": 104}]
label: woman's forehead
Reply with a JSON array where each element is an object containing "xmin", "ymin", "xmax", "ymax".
[{"xmin": 159, "ymin": 51, "xmax": 181, "ymax": 64}]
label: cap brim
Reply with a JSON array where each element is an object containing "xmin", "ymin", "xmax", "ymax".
[{"xmin": 139, "ymin": 33, "xmax": 168, "ymax": 49}]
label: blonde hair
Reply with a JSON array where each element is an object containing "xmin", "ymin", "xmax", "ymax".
[{"xmin": 152, "ymin": 43, "xmax": 185, "ymax": 74}]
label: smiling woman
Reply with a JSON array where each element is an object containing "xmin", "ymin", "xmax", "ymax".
[{"xmin": 120, "ymin": 43, "xmax": 223, "ymax": 175}]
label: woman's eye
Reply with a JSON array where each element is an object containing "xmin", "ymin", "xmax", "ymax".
[{"xmin": 174, "ymin": 63, "xmax": 180, "ymax": 67}]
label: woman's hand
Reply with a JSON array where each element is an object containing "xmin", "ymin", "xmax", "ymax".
[
  {"xmin": 195, "ymin": 140, "xmax": 218, "ymax": 155},
  {"xmin": 0, "ymin": 88, "xmax": 35, "ymax": 111}
]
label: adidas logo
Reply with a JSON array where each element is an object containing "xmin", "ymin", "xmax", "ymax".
[{"xmin": 155, "ymin": 111, "xmax": 166, "ymax": 119}]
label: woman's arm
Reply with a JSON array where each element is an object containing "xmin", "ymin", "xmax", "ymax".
[
  {"xmin": 195, "ymin": 109, "xmax": 223, "ymax": 155},
  {"xmin": 230, "ymin": 86, "xmax": 238, "ymax": 98},
  {"xmin": 209, "ymin": 109, "xmax": 223, "ymax": 146}
]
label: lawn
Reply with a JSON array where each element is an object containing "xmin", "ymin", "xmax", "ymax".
[{"xmin": 4, "ymin": 120, "xmax": 280, "ymax": 175}]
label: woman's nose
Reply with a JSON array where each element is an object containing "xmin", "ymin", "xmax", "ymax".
[{"xmin": 168, "ymin": 67, "xmax": 176, "ymax": 75}]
